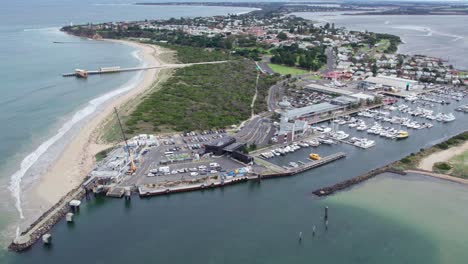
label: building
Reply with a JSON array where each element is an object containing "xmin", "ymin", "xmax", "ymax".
[
  {"xmin": 204, "ymin": 136, "xmax": 236, "ymax": 156},
  {"xmin": 305, "ymin": 83, "xmax": 354, "ymax": 96},
  {"xmin": 360, "ymin": 75, "xmax": 418, "ymax": 91},
  {"xmin": 283, "ymin": 102, "xmax": 343, "ymax": 120},
  {"xmin": 204, "ymin": 136, "xmax": 253, "ymax": 164}
]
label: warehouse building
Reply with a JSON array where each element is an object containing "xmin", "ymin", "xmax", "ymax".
[
  {"xmin": 360, "ymin": 75, "xmax": 419, "ymax": 91},
  {"xmin": 283, "ymin": 102, "xmax": 343, "ymax": 120}
]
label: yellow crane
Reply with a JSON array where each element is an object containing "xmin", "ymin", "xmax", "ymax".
[{"xmin": 114, "ymin": 107, "xmax": 136, "ymax": 174}]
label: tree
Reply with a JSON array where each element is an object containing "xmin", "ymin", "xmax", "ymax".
[
  {"xmin": 372, "ymin": 64, "xmax": 378, "ymax": 76},
  {"xmin": 277, "ymin": 32, "xmax": 288, "ymax": 41}
]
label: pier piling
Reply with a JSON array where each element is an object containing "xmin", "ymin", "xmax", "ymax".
[
  {"xmin": 66, "ymin": 212, "xmax": 74, "ymax": 223},
  {"xmin": 324, "ymin": 206, "xmax": 329, "ymax": 221},
  {"xmin": 42, "ymin": 234, "xmax": 52, "ymax": 245},
  {"xmin": 124, "ymin": 187, "xmax": 131, "ymax": 200},
  {"xmin": 312, "ymin": 226, "xmax": 316, "ymax": 237}
]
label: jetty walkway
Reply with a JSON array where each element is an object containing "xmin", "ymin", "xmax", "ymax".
[{"xmin": 62, "ymin": 60, "xmax": 228, "ymax": 77}]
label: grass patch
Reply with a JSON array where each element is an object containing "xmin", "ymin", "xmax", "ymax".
[
  {"xmin": 375, "ymin": 39, "xmax": 390, "ymax": 53},
  {"xmin": 267, "ymin": 63, "xmax": 308, "ymax": 75},
  {"xmin": 448, "ymin": 150, "xmax": 468, "ymax": 178}
]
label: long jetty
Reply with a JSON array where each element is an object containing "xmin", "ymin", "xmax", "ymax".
[{"xmin": 62, "ymin": 61, "xmax": 228, "ymax": 77}]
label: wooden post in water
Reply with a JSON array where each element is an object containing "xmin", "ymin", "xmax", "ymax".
[
  {"xmin": 312, "ymin": 225, "xmax": 316, "ymax": 237},
  {"xmin": 124, "ymin": 187, "xmax": 131, "ymax": 200},
  {"xmin": 66, "ymin": 212, "xmax": 74, "ymax": 223},
  {"xmin": 324, "ymin": 206, "xmax": 329, "ymax": 221}
]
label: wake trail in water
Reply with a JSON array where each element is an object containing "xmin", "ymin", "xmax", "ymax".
[{"xmin": 8, "ymin": 49, "xmax": 144, "ymax": 223}]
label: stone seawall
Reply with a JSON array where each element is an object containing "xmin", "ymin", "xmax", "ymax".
[{"xmin": 313, "ymin": 166, "xmax": 406, "ymax": 197}]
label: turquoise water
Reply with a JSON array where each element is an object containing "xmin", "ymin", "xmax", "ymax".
[{"xmin": 0, "ymin": 0, "xmax": 257, "ymax": 245}]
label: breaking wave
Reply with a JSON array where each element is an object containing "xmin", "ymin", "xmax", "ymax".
[{"xmin": 8, "ymin": 50, "xmax": 144, "ymax": 221}]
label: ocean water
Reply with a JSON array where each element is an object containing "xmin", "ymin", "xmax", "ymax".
[
  {"xmin": 292, "ymin": 13, "xmax": 468, "ymax": 70},
  {"xmin": 0, "ymin": 0, "xmax": 257, "ymax": 245},
  {"xmin": 2, "ymin": 96, "xmax": 467, "ymax": 263}
]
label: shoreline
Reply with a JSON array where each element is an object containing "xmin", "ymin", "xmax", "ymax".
[
  {"xmin": 418, "ymin": 140, "xmax": 468, "ymax": 171},
  {"xmin": 18, "ymin": 40, "xmax": 161, "ymax": 234}
]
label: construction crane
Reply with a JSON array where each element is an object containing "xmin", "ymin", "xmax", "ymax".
[{"xmin": 114, "ymin": 107, "xmax": 136, "ymax": 175}]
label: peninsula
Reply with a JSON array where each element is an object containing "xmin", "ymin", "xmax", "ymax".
[{"xmin": 9, "ymin": 2, "xmax": 468, "ymax": 252}]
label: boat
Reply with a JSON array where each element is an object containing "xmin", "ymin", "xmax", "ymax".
[
  {"xmin": 308, "ymin": 139, "xmax": 320, "ymax": 147},
  {"xmin": 354, "ymin": 138, "xmax": 376, "ymax": 148},
  {"xmin": 443, "ymin": 113, "xmax": 456, "ymax": 122},
  {"xmin": 396, "ymin": 130, "xmax": 409, "ymax": 140},
  {"xmin": 309, "ymin": 153, "xmax": 321, "ymax": 160},
  {"xmin": 289, "ymin": 162, "xmax": 299, "ymax": 168}
]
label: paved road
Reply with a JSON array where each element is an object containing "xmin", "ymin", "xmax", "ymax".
[
  {"xmin": 323, "ymin": 47, "xmax": 335, "ymax": 73},
  {"xmin": 235, "ymin": 116, "xmax": 274, "ymax": 147},
  {"xmin": 267, "ymin": 80, "xmax": 286, "ymax": 112},
  {"xmin": 256, "ymin": 61, "xmax": 275, "ymax": 75}
]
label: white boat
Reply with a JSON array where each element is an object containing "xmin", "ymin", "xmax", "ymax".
[{"xmin": 443, "ymin": 113, "xmax": 456, "ymax": 122}]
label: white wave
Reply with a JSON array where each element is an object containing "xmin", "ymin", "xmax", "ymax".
[
  {"xmin": 384, "ymin": 20, "xmax": 390, "ymax": 25},
  {"xmin": 8, "ymin": 50, "xmax": 144, "ymax": 221},
  {"xmin": 92, "ymin": 3, "xmax": 132, "ymax": 6},
  {"xmin": 392, "ymin": 25, "xmax": 434, "ymax": 37},
  {"xmin": 391, "ymin": 25, "xmax": 464, "ymax": 41}
]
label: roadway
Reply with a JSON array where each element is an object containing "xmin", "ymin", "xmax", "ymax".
[
  {"xmin": 235, "ymin": 116, "xmax": 275, "ymax": 147},
  {"xmin": 323, "ymin": 47, "xmax": 335, "ymax": 73}
]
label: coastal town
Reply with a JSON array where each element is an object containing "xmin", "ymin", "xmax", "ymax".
[{"xmin": 8, "ymin": 1, "xmax": 468, "ymax": 259}]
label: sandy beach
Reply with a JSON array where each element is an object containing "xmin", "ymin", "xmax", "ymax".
[
  {"xmin": 23, "ymin": 40, "xmax": 161, "ymax": 225},
  {"xmin": 418, "ymin": 141, "xmax": 468, "ymax": 171}
]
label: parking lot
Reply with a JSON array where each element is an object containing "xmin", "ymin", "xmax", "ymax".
[{"xmin": 121, "ymin": 134, "xmax": 245, "ymax": 187}]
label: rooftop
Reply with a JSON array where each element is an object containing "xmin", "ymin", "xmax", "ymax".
[
  {"xmin": 305, "ymin": 83, "xmax": 354, "ymax": 96},
  {"xmin": 283, "ymin": 102, "xmax": 342, "ymax": 120}
]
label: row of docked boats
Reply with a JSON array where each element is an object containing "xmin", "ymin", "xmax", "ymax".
[
  {"xmin": 366, "ymin": 124, "xmax": 409, "ymax": 139},
  {"xmin": 260, "ymin": 139, "xmax": 321, "ymax": 159},
  {"xmin": 396, "ymin": 104, "xmax": 456, "ymax": 122}
]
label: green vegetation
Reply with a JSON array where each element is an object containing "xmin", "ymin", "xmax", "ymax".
[
  {"xmin": 270, "ymin": 44, "xmax": 327, "ymax": 71},
  {"xmin": 364, "ymin": 32, "xmax": 401, "ymax": 53},
  {"xmin": 375, "ymin": 39, "xmax": 390, "ymax": 53},
  {"xmin": 393, "ymin": 131, "xmax": 468, "ymax": 175},
  {"xmin": 448, "ymin": 151, "xmax": 468, "ymax": 178},
  {"xmin": 95, "ymin": 147, "xmax": 114, "ymax": 162},
  {"xmin": 125, "ymin": 57, "xmax": 278, "ymax": 133},
  {"xmin": 158, "ymin": 44, "xmax": 229, "ymax": 63},
  {"xmin": 433, "ymin": 162, "xmax": 452, "ymax": 172},
  {"xmin": 268, "ymin": 63, "xmax": 308, "ymax": 75}
]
